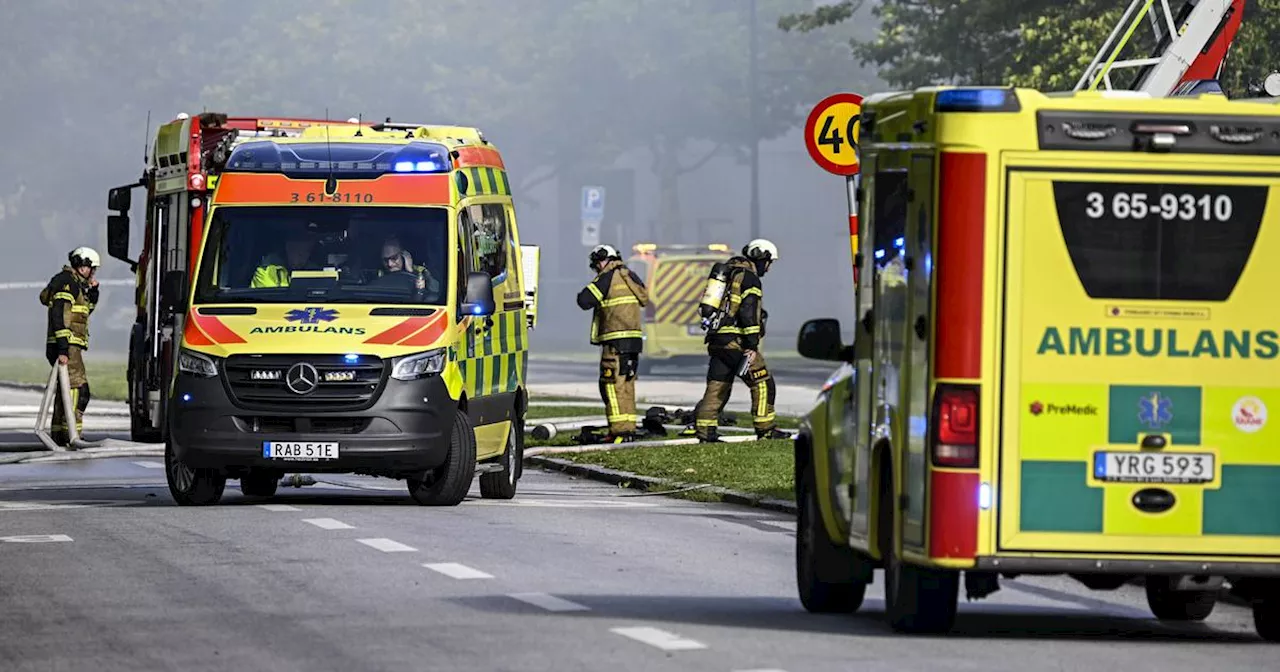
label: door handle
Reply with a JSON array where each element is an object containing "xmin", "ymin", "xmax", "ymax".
[{"xmin": 914, "ymin": 315, "xmax": 927, "ymax": 340}]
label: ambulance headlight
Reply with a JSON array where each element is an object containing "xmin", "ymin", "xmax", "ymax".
[
  {"xmin": 391, "ymin": 348, "xmax": 447, "ymax": 381},
  {"xmin": 178, "ymin": 349, "xmax": 218, "ymax": 378}
]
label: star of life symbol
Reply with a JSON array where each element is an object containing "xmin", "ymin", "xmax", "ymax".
[
  {"xmin": 285, "ymin": 307, "xmax": 338, "ymax": 324},
  {"xmin": 1138, "ymin": 391, "xmax": 1173, "ymax": 430}
]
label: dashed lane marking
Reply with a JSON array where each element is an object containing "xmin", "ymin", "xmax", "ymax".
[
  {"xmin": 303, "ymin": 518, "xmax": 354, "ymax": 530},
  {"xmin": 609, "ymin": 626, "xmax": 708, "ymax": 651},
  {"xmin": 423, "ymin": 562, "xmax": 493, "ymax": 579},
  {"xmin": 358, "ymin": 538, "xmax": 417, "ymax": 553},
  {"xmin": 508, "ymin": 592, "xmax": 590, "ymax": 612},
  {"xmin": 1, "ymin": 534, "xmax": 73, "ymax": 543},
  {"xmin": 258, "ymin": 504, "xmax": 302, "ymax": 512},
  {"xmin": 132, "ymin": 461, "xmax": 165, "ymax": 469}
]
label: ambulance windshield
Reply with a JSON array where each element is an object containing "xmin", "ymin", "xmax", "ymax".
[{"xmin": 192, "ymin": 206, "xmax": 449, "ymax": 305}]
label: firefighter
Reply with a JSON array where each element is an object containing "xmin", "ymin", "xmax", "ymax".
[
  {"xmin": 39, "ymin": 247, "xmax": 101, "ymax": 447},
  {"xmin": 693, "ymin": 239, "xmax": 788, "ymax": 442},
  {"xmin": 576, "ymin": 244, "xmax": 649, "ymax": 442}
]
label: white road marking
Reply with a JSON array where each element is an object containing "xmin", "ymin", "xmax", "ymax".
[
  {"xmin": 1, "ymin": 534, "xmax": 73, "ymax": 543},
  {"xmin": 303, "ymin": 518, "xmax": 354, "ymax": 530},
  {"xmin": 358, "ymin": 538, "xmax": 417, "ymax": 553},
  {"xmin": 257, "ymin": 504, "xmax": 301, "ymax": 512},
  {"xmin": 132, "ymin": 461, "xmax": 165, "ymax": 469},
  {"xmin": 508, "ymin": 592, "xmax": 590, "ymax": 612},
  {"xmin": 423, "ymin": 562, "xmax": 493, "ymax": 579},
  {"xmin": 609, "ymin": 626, "xmax": 707, "ymax": 651}
]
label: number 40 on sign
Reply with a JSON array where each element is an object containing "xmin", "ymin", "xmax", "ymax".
[{"xmin": 804, "ymin": 92, "xmax": 863, "ymax": 176}]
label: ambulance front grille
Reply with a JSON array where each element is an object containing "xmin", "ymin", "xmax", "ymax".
[{"xmin": 221, "ymin": 354, "xmax": 386, "ymax": 411}]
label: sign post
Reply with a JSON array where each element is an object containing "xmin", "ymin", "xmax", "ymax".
[
  {"xmin": 803, "ymin": 92, "xmax": 863, "ymax": 284},
  {"xmin": 580, "ymin": 185, "xmax": 606, "ymax": 247}
]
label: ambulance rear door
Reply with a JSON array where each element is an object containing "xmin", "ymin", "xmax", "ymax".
[{"xmin": 997, "ymin": 112, "xmax": 1280, "ymax": 557}]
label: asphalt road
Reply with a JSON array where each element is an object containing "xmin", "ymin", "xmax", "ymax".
[{"xmin": 0, "ymin": 457, "xmax": 1275, "ymax": 672}]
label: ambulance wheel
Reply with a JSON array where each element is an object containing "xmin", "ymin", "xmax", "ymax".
[
  {"xmin": 796, "ymin": 464, "xmax": 867, "ymax": 613},
  {"xmin": 479, "ymin": 406, "xmax": 523, "ymax": 500},
  {"xmin": 165, "ymin": 439, "xmax": 226, "ymax": 506},
  {"xmin": 1254, "ymin": 596, "xmax": 1280, "ymax": 642},
  {"xmin": 1144, "ymin": 577, "xmax": 1216, "ymax": 621},
  {"xmin": 240, "ymin": 470, "xmax": 280, "ymax": 498},
  {"xmin": 407, "ymin": 408, "xmax": 477, "ymax": 506},
  {"xmin": 879, "ymin": 462, "xmax": 958, "ymax": 634}
]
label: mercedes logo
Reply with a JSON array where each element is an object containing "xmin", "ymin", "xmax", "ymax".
[{"xmin": 285, "ymin": 362, "xmax": 319, "ymax": 395}]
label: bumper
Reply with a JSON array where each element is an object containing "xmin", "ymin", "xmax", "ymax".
[
  {"xmin": 169, "ymin": 371, "xmax": 454, "ymax": 475},
  {"xmin": 974, "ymin": 555, "xmax": 1280, "ymax": 578}
]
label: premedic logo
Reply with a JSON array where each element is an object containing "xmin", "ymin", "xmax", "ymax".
[
  {"xmin": 1232, "ymin": 396, "xmax": 1267, "ymax": 433},
  {"xmin": 1029, "ymin": 400, "xmax": 1099, "ymax": 417}
]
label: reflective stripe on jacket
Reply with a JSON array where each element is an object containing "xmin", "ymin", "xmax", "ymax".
[
  {"xmin": 707, "ymin": 257, "xmax": 764, "ymax": 350},
  {"xmin": 40, "ymin": 266, "xmax": 97, "ymax": 352},
  {"xmin": 576, "ymin": 259, "xmax": 649, "ymax": 353}
]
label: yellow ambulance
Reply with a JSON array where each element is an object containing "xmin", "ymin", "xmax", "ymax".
[
  {"xmin": 106, "ymin": 115, "xmax": 539, "ymax": 507},
  {"xmin": 626, "ymin": 243, "xmax": 730, "ymax": 374},
  {"xmin": 793, "ymin": 86, "xmax": 1280, "ymax": 640}
]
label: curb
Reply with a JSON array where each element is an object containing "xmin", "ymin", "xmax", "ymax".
[{"xmin": 524, "ymin": 454, "xmax": 797, "ymax": 515}]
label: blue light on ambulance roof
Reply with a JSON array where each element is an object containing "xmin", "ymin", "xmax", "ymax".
[
  {"xmin": 394, "ymin": 160, "xmax": 444, "ymax": 173},
  {"xmin": 936, "ymin": 88, "xmax": 1020, "ymax": 113}
]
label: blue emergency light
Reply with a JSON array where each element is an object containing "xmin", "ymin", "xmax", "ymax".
[
  {"xmin": 225, "ymin": 140, "xmax": 451, "ymax": 179},
  {"xmin": 935, "ymin": 88, "xmax": 1021, "ymax": 113},
  {"xmin": 343, "ymin": 353, "xmax": 360, "ymax": 364}
]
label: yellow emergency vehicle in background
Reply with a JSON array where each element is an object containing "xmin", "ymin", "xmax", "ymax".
[
  {"xmin": 106, "ymin": 114, "xmax": 539, "ymax": 508},
  {"xmin": 793, "ymin": 85, "xmax": 1280, "ymax": 640},
  {"xmin": 626, "ymin": 243, "xmax": 730, "ymax": 374}
]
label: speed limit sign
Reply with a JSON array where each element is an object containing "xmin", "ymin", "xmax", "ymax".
[{"xmin": 804, "ymin": 92, "xmax": 863, "ymax": 176}]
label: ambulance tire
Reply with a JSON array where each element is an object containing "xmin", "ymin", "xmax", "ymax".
[
  {"xmin": 479, "ymin": 403, "xmax": 524, "ymax": 500},
  {"xmin": 1254, "ymin": 596, "xmax": 1280, "ymax": 642},
  {"xmin": 796, "ymin": 464, "xmax": 867, "ymax": 613},
  {"xmin": 407, "ymin": 408, "xmax": 477, "ymax": 507},
  {"xmin": 1144, "ymin": 577, "xmax": 1216, "ymax": 621},
  {"xmin": 165, "ymin": 439, "xmax": 226, "ymax": 506},
  {"xmin": 879, "ymin": 460, "xmax": 959, "ymax": 634}
]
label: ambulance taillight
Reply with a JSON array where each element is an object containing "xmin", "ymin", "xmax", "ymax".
[{"xmin": 931, "ymin": 384, "xmax": 979, "ymax": 468}]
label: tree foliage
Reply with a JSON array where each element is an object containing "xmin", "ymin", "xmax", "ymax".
[{"xmin": 781, "ymin": 0, "xmax": 1280, "ymax": 94}]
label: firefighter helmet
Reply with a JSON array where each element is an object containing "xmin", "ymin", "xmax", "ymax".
[
  {"xmin": 69, "ymin": 246, "xmax": 101, "ymax": 269},
  {"xmin": 589, "ymin": 244, "xmax": 620, "ymax": 268},
  {"xmin": 742, "ymin": 239, "xmax": 778, "ymax": 262}
]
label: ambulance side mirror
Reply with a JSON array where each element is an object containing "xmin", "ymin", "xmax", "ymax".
[
  {"xmin": 461, "ymin": 271, "xmax": 496, "ymax": 317},
  {"xmin": 798, "ymin": 318, "xmax": 850, "ymax": 362}
]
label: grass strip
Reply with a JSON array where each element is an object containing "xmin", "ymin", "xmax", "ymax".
[
  {"xmin": 556, "ymin": 439, "xmax": 794, "ymax": 502},
  {"xmin": 0, "ymin": 356, "xmax": 129, "ymax": 401}
]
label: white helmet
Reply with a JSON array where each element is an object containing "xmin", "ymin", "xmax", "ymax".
[
  {"xmin": 588, "ymin": 244, "xmax": 620, "ymax": 266},
  {"xmin": 69, "ymin": 246, "xmax": 101, "ymax": 269},
  {"xmin": 742, "ymin": 238, "xmax": 778, "ymax": 262}
]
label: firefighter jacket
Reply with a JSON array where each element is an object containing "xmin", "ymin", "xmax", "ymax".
[
  {"xmin": 576, "ymin": 259, "xmax": 649, "ymax": 353},
  {"xmin": 40, "ymin": 266, "xmax": 98, "ymax": 354},
  {"xmin": 706, "ymin": 256, "xmax": 765, "ymax": 351}
]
